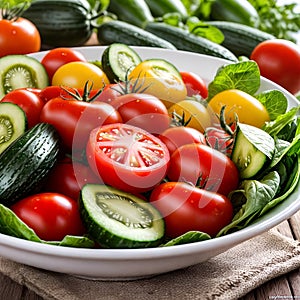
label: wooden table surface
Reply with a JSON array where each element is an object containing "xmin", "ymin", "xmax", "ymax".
[{"xmin": 0, "ymin": 209, "xmax": 299, "ymax": 299}]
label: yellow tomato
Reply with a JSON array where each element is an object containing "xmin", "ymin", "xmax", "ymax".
[
  {"xmin": 208, "ymin": 89, "xmax": 270, "ymax": 128},
  {"xmin": 52, "ymin": 61, "xmax": 110, "ymax": 89},
  {"xmin": 168, "ymin": 99, "xmax": 212, "ymax": 133},
  {"xmin": 129, "ymin": 59, "xmax": 187, "ymax": 108}
]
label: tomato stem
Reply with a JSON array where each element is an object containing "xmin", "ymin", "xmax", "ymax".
[{"xmin": 1, "ymin": 2, "xmax": 30, "ymax": 21}]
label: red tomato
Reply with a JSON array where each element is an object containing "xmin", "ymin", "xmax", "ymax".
[
  {"xmin": 159, "ymin": 126, "xmax": 206, "ymax": 155},
  {"xmin": 0, "ymin": 17, "xmax": 41, "ymax": 57},
  {"xmin": 250, "ymin": 39, "xmax": 300, "ymax": 95},
  {"xmin": 40, "ymin": 97, "xmax": 122, "ymax": 152},
  {"xmin": 41, "ymin": 47, "xmax": 87, "ymax": 81},
  {"xmin": 110, "ymin": 93, "xmax": 170, "ymax": 134},
  {"xmin": 204, "ymin": 127, "xmax": 234, "ymax": 156},
  {"xmin": 94, "ymin": 83, "xmax": 125, "ymax": 104},
  {"xmin": 1, "ymin": 88, "xmax": 44, "ymax": 128},
  {"xmin": 167, "ymin": 143, "xmax": 239, "ymax": 196},
  {"xmin": 180, "ymin": 71, "xmax": 208, "ymax": 98},
  {"xmin": 149, "ymin": 181, "xmax": 233, "ymax": 237},
  {"xmin": 11, "ymin": 193, "xmax": 85, "ymax": 241},
  {"xmin": 86, "ymin": 123, "xmax": 170, "ymax": 193},
  {"xmin": 43, "ymin": 159, "xmax": 101, "ymax": 200},
  {"xmin": 39, "ymin": 85, "xmax": 100, "ymax": 103}
]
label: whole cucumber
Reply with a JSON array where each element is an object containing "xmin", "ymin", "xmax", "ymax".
[
  {"xmin": 108, "ymin": 0, "xmax": 154, "ymax": 28},
  {"xmin": 23, "ymin": 0, "xmax": 94, "ymax": 48},
  {"xmin": 210, "ymin": 0, "xmax": 260, "ymax": 28},
  {"xmin": 145, "ymin": 0, "xmax": 188, "ymax": 18}
]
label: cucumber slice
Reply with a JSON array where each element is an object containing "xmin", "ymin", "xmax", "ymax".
[
  {"xmin": 231, "ymin": 123, "xmax": 275, "ymax": 179},
  {"xmin": 0, "ymin": 102, "xmax": 27, "ymax": 154},
  {"xmin": 101, "ymin": 43, "xmax": 142, "ymax": 82},
  {"xmin": 0, "ymin": 55, "xmax": 49, "ymax": 99},
  {"xmin": 79, "ymin": 184, "xmax": 165, "ymax": 248}
]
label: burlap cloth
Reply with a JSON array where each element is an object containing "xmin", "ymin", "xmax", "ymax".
[{"xmin": 1, "ymin": 228, "xmax": 300, "ymax": 300}]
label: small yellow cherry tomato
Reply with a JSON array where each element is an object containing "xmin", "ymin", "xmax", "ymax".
[
  {"xmin": 208, "ymin": 89, "xmax": 270, "ymax": 128},
  {"xmin": 129, "ymin": 59, "xmax": 187, "ymax": 108},
  {"xmin": 168, "ymin": 99, "xmax": 212, "ymax": 133},
  {"xmin": 52, "ymin": 61, "xmax": 110, "ymax": 89}
]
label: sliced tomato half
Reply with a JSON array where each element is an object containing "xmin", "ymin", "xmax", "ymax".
[{"xmin": 86, "ymin": 123, "xmax": 170, "ymax": 193}]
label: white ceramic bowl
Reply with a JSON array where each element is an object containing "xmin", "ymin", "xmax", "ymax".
[{"xmin": 0, "ymin": 46, "xmax": 299, "ymax": 280}]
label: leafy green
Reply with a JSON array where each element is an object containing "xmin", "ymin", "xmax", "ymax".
[
  {"xmin": 207, "ymin": 60, "xmax": 260, "ymax": 100},
  {"xmin": 248, "ymin": 0, "xmax": 300, "ymax": 42},
  {"xmin": 0, "ymin": 204, "xmax": 95, "ymax": 248},
  {"xmin": 256, "ymin": 90, "xmax": 288, "ymax": 121},
  {"xmin": 162, "ymin": 231, "xmax": 211, "ymax": 247},
  {"xmin": 156, "ymin": 13, "xmax": 225, "ymax": 44},
  {"xmin": 217, "ymin": 171, "xmax": 281, "ymax": 236}
]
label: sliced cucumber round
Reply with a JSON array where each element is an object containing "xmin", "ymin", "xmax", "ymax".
[
  {"xmin": 79, "ymin": 184, "xmax": 165, "ymax": 248},
  {"xmin": 0, "ymin": 55, "xmax": 49, "ymax": 99},
  {"xmin": 0, "ymin": 102, "xmax": 27, "ymax": 154},
  {"xmin": 101, "ymin": 43, "xmax": 142, "ymax": 82}
]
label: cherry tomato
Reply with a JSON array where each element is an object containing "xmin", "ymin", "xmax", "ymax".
[
  {"xmin": 129, "ymin": 59, "xmax": 187, "ymax": 108},
  {"xmin": 250, "ymin": 39, "xmax": 300, "ymax": 95},
  {"xmin": 111, "ymin": 93, "xmax": 170, "ymax": 134},
  {"xmin": 11, "ymin": 193, "xmax": 85, "ymax": 241},
  {"xmin": 149, "ymin": 181, "xmax": 233, "ymax": 237},
  {"xmin": 52, "ymin": 61, "xmax": 110, "ymax": 89},
  {"xmin": 40, "ymin": 96, "xmax": 122, "ymax": 152},
  {"xmin": 180, "ymin": 71, "xmax": 208, "ymax": 98},
  {"xmin": 0, "ymin": 17, "xmax": 41, "ymax": 57},
  {"xmin": 208, "ymin": 89, "xmax": 270, "ymax": 128},
  {"xmin": 167, "ymin": 143, "xmax": 239, "ymax": 196},
  {"xmin": 158, "ymin": 126, "xmax": 206, "ymax": 155},
  {"xmin": 86, "ymin": 123, "xmax": 170, "ymax": 193},
  {"xmin": 43, "ymin": 159, "xmax": 101, "ymax": 200},
  {"xmin": 1, "ymin": 88, "xmax": 44, "ymax": 128},
  {"xmin": 168, "ymin": 99, "xmax": 212, "ymax": 133},
  {"xmin": 41, "ymin": 47, "xmax": 87, "ymax": 81}
]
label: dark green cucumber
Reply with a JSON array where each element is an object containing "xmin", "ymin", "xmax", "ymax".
[
  {"xmin": 0, "ymin": 55, "xmax": 49, "ymax": 99},
  {"xmin": 210, "ymin": 0, "xmax": 260, "ymax": 27},
  {"xmin": 97, "ymin": 20, "xmax": 177, "ymax": 50},
  {"xmin": 206, "ymin": 21, "xmax": 276, "ymax": 57},
  {"xmin": 23, "ymin": 0, "xmax": 94, "ymax": 48},
  {"xmin": 108, "ymin": 0, "xmax": 154, "ymax": 28},
  {"xmin": 145, "ymin": 22, "xmax": 238, "ymax": 61},
  {"xmin": 0, "ymin": 123, "xmax": 61, "ymax": 206},
  {"xmin": 231, "ymin": 123, "xmax": 275, "ymax": 179},
  {"xmin": 79, "ymin": 184, "xmax": 165, "ymax": 248},
  {"xmin": 0, "ymin": 102, "xmax": 27, "ymax": 154},
  {"xmin": 145, "ymin": 0, "xmax": 188, "ymax": 18},
  {"xmin": 101, "ymin": 43, "xmax": 142, "ymax": 82}
]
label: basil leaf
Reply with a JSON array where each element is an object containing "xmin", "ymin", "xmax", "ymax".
[
  {"xmin": 207, "ymin": 60, "xmax": 261, "ymax": 100},
  {"xmin": 263, "ymin": 106, "xmax": 300, "ymax": 137},
  {"xmin": 162, "ymin": 231, "xmax": 211, "ymax": 247},
  {"xmin": 256, "ymin": 90, "xmax": 288, "ymax": 120},
  {"xmin": 260, "ymin": 155, "xmax": 300, "ymax": 216},
  {"xmin": 217, "ymin": 171, "xmax": 280, "ymax": 236},
  {"xmin": 47, "ymin": 235, "xmax": 95, "ymax": 248},
  {"xmin": 0, "ymin": 204, "xmax": 41, "ymax": 242}
]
